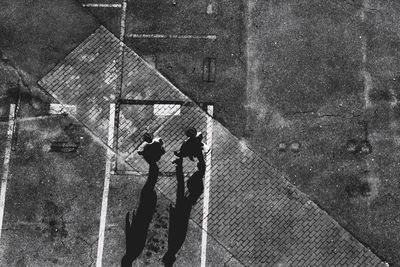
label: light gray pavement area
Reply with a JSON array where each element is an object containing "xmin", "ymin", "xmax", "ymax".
[{"xmin": 35, "ymin": 26, "xmax": 388, "ymax": 266}]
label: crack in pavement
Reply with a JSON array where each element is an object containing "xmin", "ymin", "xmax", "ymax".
[
  {"xmin": 286, "ymin": 110, "xmax": 362, "ymax": 119},
  {"xmin": 76, "ymin": 235, "xmax": 98, "ymax": 267}
]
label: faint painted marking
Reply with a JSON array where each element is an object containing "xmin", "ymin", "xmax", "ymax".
[
  {"xmin": 361, "ymin": 0, "xmax": 371, "ymax": 109},
  {"xmin": 0, "ymin": 104, "xmax": 16, "ymax": 239},
  {"xmin": 82, "ymin": 3, "xmax": 122, "ymax": 8},
  {"xmin": 126, "ymin": 33, "xmax": 217, "ymax": 40},
  {"xmin": 96, "ymin": 104, "xmax": 115, "ymax": 267},
  {"xmin": 201, "ymin": 105, "xmax": 214, "ymax": 267},
  {"xmin": 389, "ymin": 87, "xmax": 398, "ymax": 107},
  {"xmin": 49, "ymin": 103, "xmax": 77, "ymax": 116},
  {"xmin": 207, "ymin": 3, "xmax": 214, "ymax": 14},
  {"xmin": 120, "ymin": 0, "xmax": 127, "ymax": 41},
  {"xmin": 206, "ymin": 0, "xmax": 216, "ymax": 14}
]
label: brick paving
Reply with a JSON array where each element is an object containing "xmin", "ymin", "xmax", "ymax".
[{"xmin": 38, "ymin": 26, "xmax": 388, "ymax": 266}]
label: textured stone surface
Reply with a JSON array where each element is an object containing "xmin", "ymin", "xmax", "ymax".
[{"xmin": 38, "ymin": 26, "xmax": 387, "ymax": 266}]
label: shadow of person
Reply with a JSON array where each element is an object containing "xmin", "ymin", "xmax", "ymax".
[
  {"xmin": 121, "ymin": 137, "xmax": 165, "ymax": 267},
  {"xmin": 162, "ymin": 153, "xmax": 206, "ymax": 266}
]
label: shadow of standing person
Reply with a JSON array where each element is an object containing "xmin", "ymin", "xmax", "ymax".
[
  {"xmin": 121, "ymin": 136, "xmax": 165, "ymax": 267},
  {"xmin": 162, "ymin": 152, "xmax": 206, "ymax": 266}
]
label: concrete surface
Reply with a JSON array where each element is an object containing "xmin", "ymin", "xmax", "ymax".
[
  {"xmin": 37, "ymin": 26, "xmax": 387, "ymax": 266},
  {"xmin": 0, "ymin": 0, "xmax": 399, "ymax": 265},
  {"xmin": 246, "ymin": 1, "xmax": 400, "ymax": 265}
]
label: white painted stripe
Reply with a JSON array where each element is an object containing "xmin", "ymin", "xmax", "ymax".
[
  {"xmin": 96, "ymin": 104, "xmax": 115, "ymax": 267},
  {"xmin": 201, "ymin": 105, "xmax": 214, "ymax": 267},
  {"xmin": 113, "ymin": 0, "xmax": 127, "ymax": 172},
  {"xmin": 82, "ymin": 3, "xmax": 122, "ymax": 8},
  {"xmin": 0, "ymin": 104, "xmax": 16, "ymax": 239},
  {"xmin": 126, "ymin": 33, "xmax": 217, "ymax": 40},
  {"xmin": 119, "ymin": 0, "xmax": 127, "ymax": 41},
  {"xmin": 361, "ymin": 0, "xmax": 371, "ymax": 109}
]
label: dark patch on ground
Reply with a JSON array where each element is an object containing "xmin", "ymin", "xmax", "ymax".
[
  {"xmin": 80, "ymin": 5, "xmax": 121, "ymax": 37},
  {"xmin": 49, "ymin": 141, "xmax": 80, "ymax": 153},
  {"xmin": 369, "ymin": 88, "xmax": 393, "ymax": 102},
  {"xmin": 42, "ymin": 200, "xmax": 68, "ymax": 240},
  {"xmin": 0, "ymin": 0, "xmax": 98, "ymax": 80},
  {"xmin": 344, "ymin": 175, "xmax": 371, "ymax": 198}
]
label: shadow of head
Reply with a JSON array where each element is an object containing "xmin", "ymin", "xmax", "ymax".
[
  {"xmin": 139, "ymin": 140, "xmax": 165, "ymax": 163},
  {"xmin": 178, "ymin": 133, "xmax": 204, "ymax": 159}
]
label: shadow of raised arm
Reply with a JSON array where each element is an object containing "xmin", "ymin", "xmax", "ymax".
[{"xmin": 162, "ymin": 154, "xmax": 206, "ymax": 266}]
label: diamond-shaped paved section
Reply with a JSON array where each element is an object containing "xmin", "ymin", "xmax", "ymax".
[
  {"xmin": 38, "ymin": 26, "xmax": 189, "ymax": 147},
  {"xmin": 38, "ymin": 26, "xmax": 387, "ymax": 266}
]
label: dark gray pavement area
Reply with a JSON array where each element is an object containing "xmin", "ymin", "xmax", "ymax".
[
  {"xmin": 246, "ymin": 0, "xmax": 400, "ymax": 265},
  {"xmin": 0, "ymin": 115, "xmax": 106, "ymax": 266},
  {"xmin": 123, "ymin": 0, "xmax": 247, "ymax": 136},
  {"xmin": 0, "ymin": 0, "xmax": 399, "ymax": 266},
  {"xmin": 0, "ymin": 0, "xmax": 99, "ymax": 81}
]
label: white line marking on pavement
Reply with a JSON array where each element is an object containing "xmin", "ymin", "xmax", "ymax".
[
  {"xmin": 361, "ymin": 0, "xmax": 371, "ymax": 109},
  {"xmin": 0, "ymin": 104, "xmax": 16, "ymax": 239},
  {"xmin": 119, "ymin": 0, "xmax": 127, "ymax": 41},
  {"xmin": 126, "ymin": 33, "xmax": 217, "ymax": 40},
  {"xmin": 96, "ymin": 104, "xmax": 115, "ymax": 267},
  {"xmin": 82, "ymin": 3, "xmax": 122, "ymax": 8},
  {"xmin": 113, "ymin": 0, "xmax": 127, "ymax": 171},
  {"xmin": 201, "ymin": 105, "xmax": 214, "ymax": 267}
]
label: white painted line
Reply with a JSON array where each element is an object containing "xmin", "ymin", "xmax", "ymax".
[
  {"xmin": 201, "ymin": 105, "xmax": 213, "ymax": 267},
  {"xmin": 126, "ymin": 33, "xmax": 217, "ymax": 40},
  {"xmin": 96, "ymin": 104, "xmax": 115, "ymax": 267},
  {"xmin": 82, "ymin": 3, "xmax": 122, "ymax": 8},
  {"xmin": 0, "ymin": 104, "xmax": 16, "ymax": 239},
  {"xmin": 113, "ymin": 0, "xmax": 127, "ymax": 171},
  {"xmin": 361, "ymin": 0, "xmax": 371, "ymax": 109},
  {"xmin": 206, "ymin": 0, "xmax": 216, "ymax": 14},
  {"xmin": 119, "ymin": 0, "xmax": 127, "ymax": 42}
]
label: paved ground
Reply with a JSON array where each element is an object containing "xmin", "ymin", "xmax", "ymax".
[
  {"xmin": 0, "ymin": 0, "xmax": 98, "ymax": 81},
  {"xmin": 0, "ymin": 100, "xmax": 237, "ymax": 266},
  {"xmin": 123, "ymin": 0, "xmax": 247, "ymax": 136},
  {"xmin": 37, "ymin": 26, "xmax": 387, "ymax": 266},
  {"xmin": 0, "ymin": 0, "xmax": 398, "ymax": 266},
  {"xmin": 0, "ymin": 115, "xmax": 105, "ymax": 266},
  {"xmin": 246, "ymin": 1, "xmax": 400, "ymax": 265}
]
